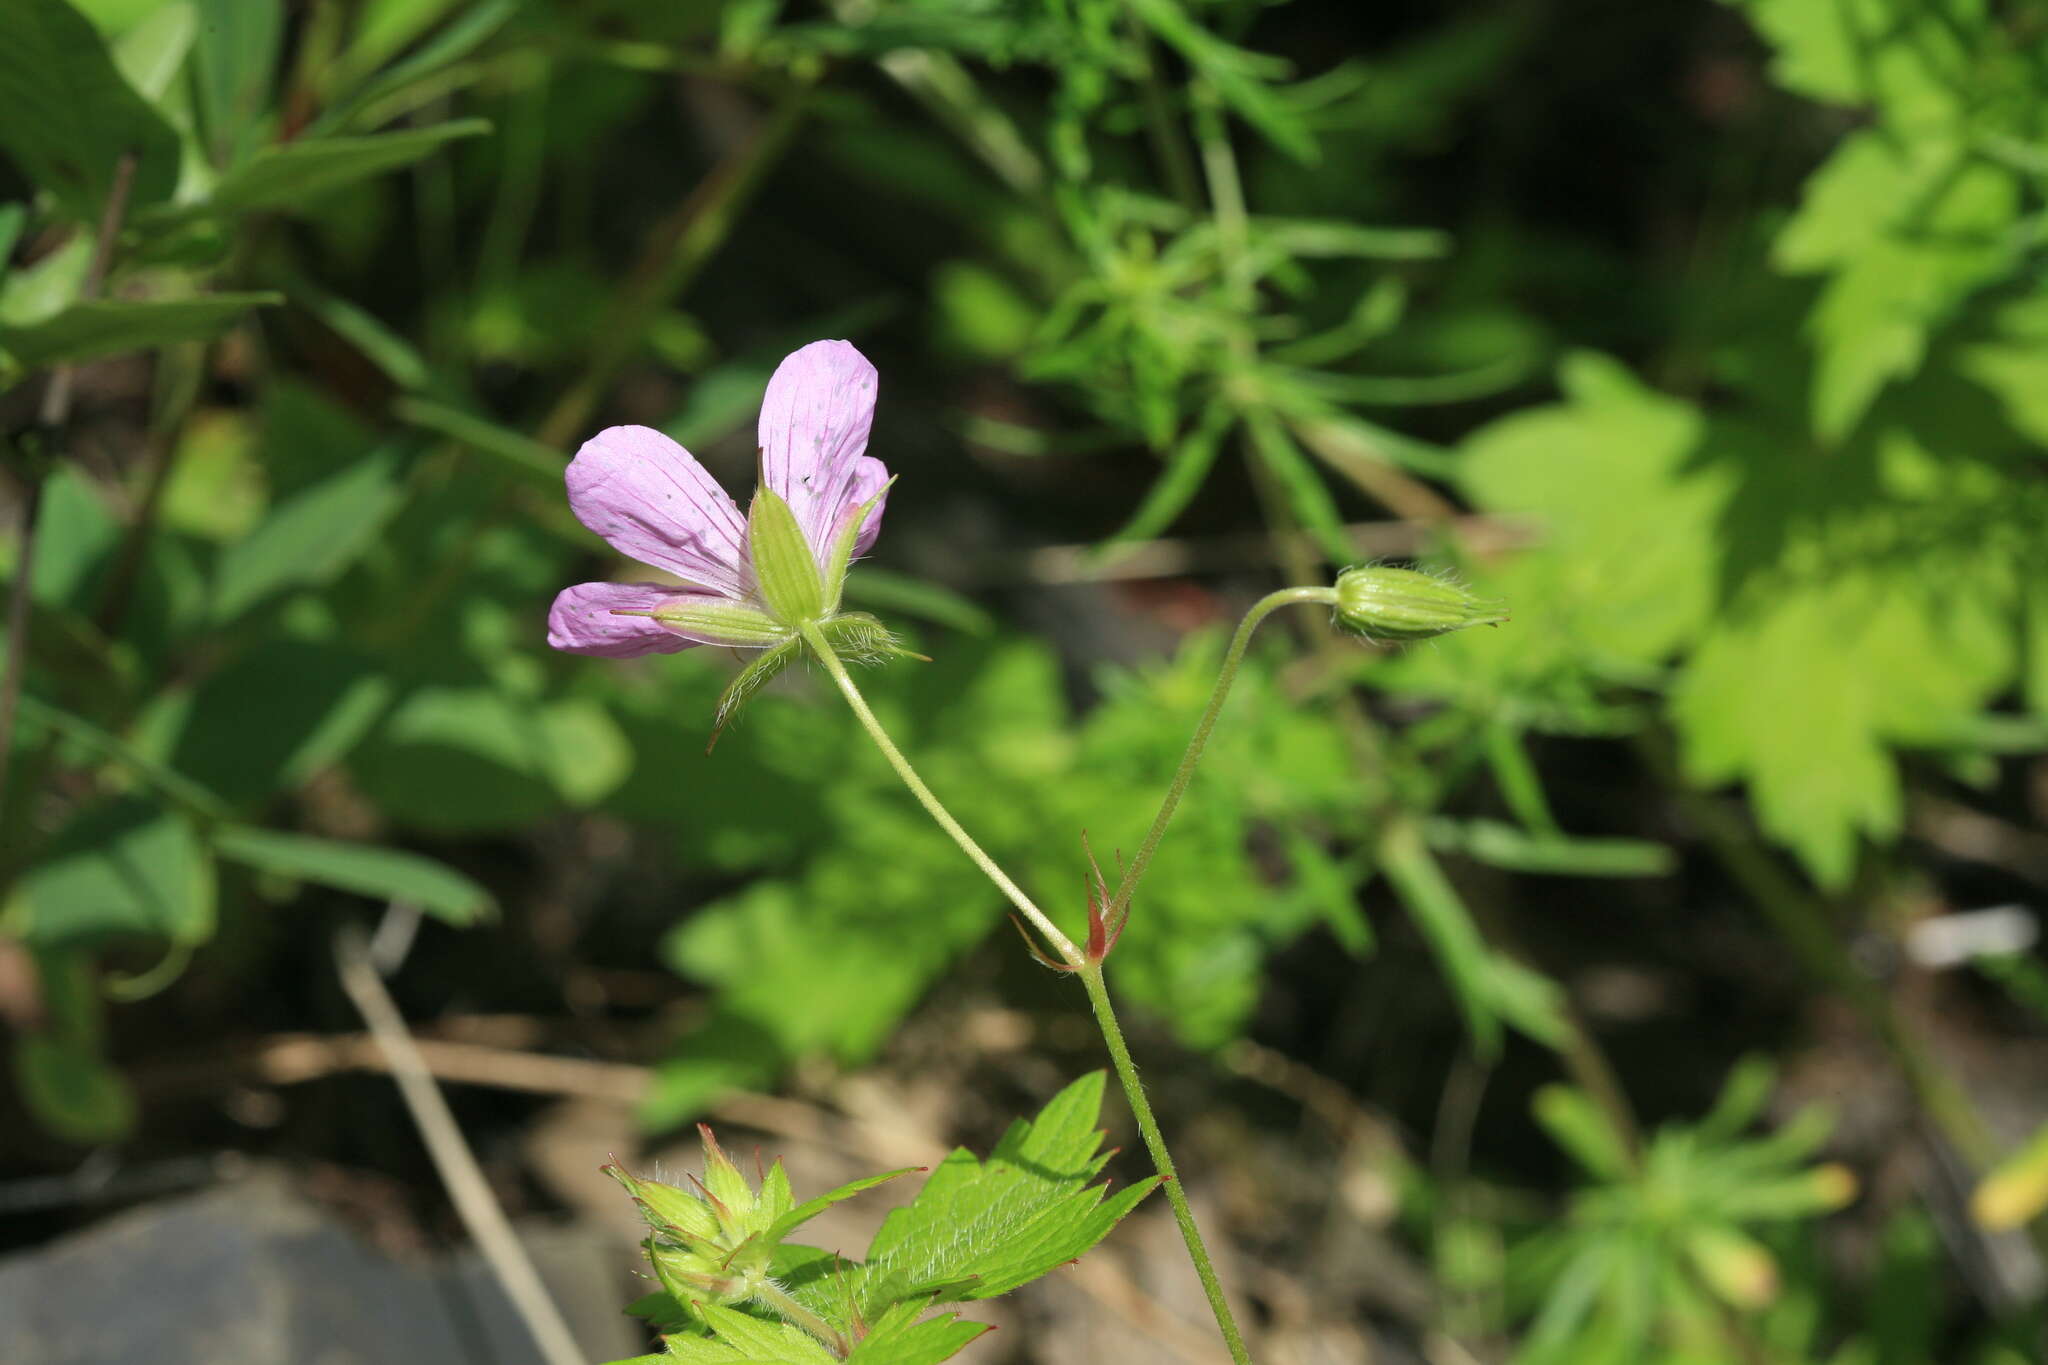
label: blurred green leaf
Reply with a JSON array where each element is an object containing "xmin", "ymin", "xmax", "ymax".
[
  {"xmin": 212, "ymin": 826, "xmax": 494, "ymax": 926},
  {"xmin": 0, "ymin": 293, "xmax": 280, "ymax": 371},
  {"xmin": 210, "ymin": 449, "xmax": 403, "ymax": 623},
  {"xmin": 192, "ymin": 0, "xmax": 281, "ymax": 167},
  {"xmin": 110, "ymin": 1, "xmax": 196, "ymax": 101},
  {"xmin": 158, "ymin": 640, "xmax": 393, "ymax": 804},
  {"xmin": 187, "ymin": 118, "xmax": 491, "ymax": 216},
  {"xmin": 8, "ymin": 798, "xmax": 215, "ymax": 949},
  {"xmin": 840, "ymin": 567, "xmax": 994, "ymax": 636},
  {"xmin": 0, "ymin": 0, "xmax": 181, "ymax": 222},
  {"xmin": 1427, "ymin": 818, "xmax": 1675, "ymax": 879},
  {"xmin": 11, "ymin": 948, "xmax": 135, "ymax": 1144}
]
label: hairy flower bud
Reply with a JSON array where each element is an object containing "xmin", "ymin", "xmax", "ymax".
[{"xmin": 1333, "ymin": 565, "xmax": 1505, "ymax": 641}]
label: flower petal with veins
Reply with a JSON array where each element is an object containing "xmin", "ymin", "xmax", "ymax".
[
  {"xmin": 566, "ymin": 426, "xmax": 750, "ymax": 598},
  {"xmin": 758, "ymin": 340, "xmax": 880, "ymax": 557}
]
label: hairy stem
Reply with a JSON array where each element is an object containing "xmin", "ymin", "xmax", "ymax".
[
  {"xmin": 1104, "ymin": 585, "xmax": 1335, "ymax": 926},
  {"xmin": 1080, "ymin": 963, "xmax": 1254, "ymax": 1365},
  {"xmin": 800, "ymin": 621, "xmax": 1082, "ymax": 965}
]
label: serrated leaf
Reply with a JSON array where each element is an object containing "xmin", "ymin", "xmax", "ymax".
[
  {"xmin": 0, "ymin": 294, "xmax": 280, "ymax": 370},
  {"xmin": 1727, "ymin": 0, "xmax": 1970, "ymax": 127},
  {"xmin": 845, "ymin": 1300, "xmax": 992, "ymax": 1365},
  {"xmin": 762, "ymin": 1167, "xmax": 920, "ymax": 1245},
  {"xmin": 1671, "ymin": 522, "xmax": 2013, "ymax": 889},
  {"xmin": 210, "ymin": 826, "xmax": 495, "ymax": 926},
  {"xmin": 854, "ymin": 1072, "xmax": 1159, "ymax": 1313},
  {"xmin": 0, "ymin": 0, "xmax": 181, "ymax": 223}
]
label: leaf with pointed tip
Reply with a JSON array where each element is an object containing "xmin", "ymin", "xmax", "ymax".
[
  {"xmin": 671, "ymin": 1302, "xmax": 837, "ymax": 1363},
  {"xmin": 762, "ymin": 1166, "xmax": 921, "ymax": 1245},
  {"xmin": 606, "ymin": 1164, "xmax": 718, "ymax": 1243},
  {"xmin": 711, "ymin": 636, "xmax": 803, "ymax": 751},
  {"xmin": 852, "ymin": 1072, "xmax": 1159, "ymax": 1314},
  {"xmin": 845, "ymin": 1300, "xmax": 992, "ymax": 1364}
]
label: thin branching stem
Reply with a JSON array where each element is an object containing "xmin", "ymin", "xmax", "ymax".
[
  {"xmin": 1104, "ymin": 586, "xmax": 1335, "ymax": 927},
  {"xmin": 800, "ymin": 621, "xmax": 1082, "ymax": 966},
  {"xmin": 803, "ymin": 619, "xmax": 1256, "ymax": 1361}
]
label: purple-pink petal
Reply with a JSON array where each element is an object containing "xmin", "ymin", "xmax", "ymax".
[
  {"xmin": 547, "ymin": 582, "xmax": 705, "ymax": 658},
  {"xmin": 758, "ymin": 340, "xmax": 887, "ymax": 557},
  {"xmin": 844, "ymin": 453, "xmax": 889, "ymax": 559},
  {"xmin": 565, "ymin": 426, "xmax": 750, "ymax": 598}
]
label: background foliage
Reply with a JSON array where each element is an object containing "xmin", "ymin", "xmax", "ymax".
[{"xmin": 4, "ymin": 0, "xmax": 2048, "ymax": 1362}]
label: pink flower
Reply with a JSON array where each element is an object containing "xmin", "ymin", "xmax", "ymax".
[{"xmin": 547, "ymin": 340, "xmax": 890, "ymax": 658}]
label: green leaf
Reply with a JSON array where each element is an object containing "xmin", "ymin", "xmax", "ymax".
[
  {"xmin": 111, "ymin": 1, "xmax": 197, "ymax": 102},
  {"xmin": 844, "ymin": 1300, "xmax": 992, "ymax": 1365},
  {"xmin": 0, "ymin": 294, "xmax": 280, "ymax": 370},
  {"xmin": 747, "ymin": 487, "xmax": 825, "ymax": 625},
  {"xmin": 1125, "ymin": 0, "xmax": 1317, "ymax": 162},
  {"xmin": 192, "ymin": 0, "xmax": 281, "ymax": 167},
  {"xmin": 1727, "ymin": 0, "xmax": 1971, "ymax": 127},
  {"xmin": 672, "ymin": 1303, "xmax": 837, "ymax": 1364},
  {"xmin": 0, "ymin": 0, "xmax": 181, "ymax": 222},
  {"xmin": 158, "ymin": 640, "xmax": 392, "ymax": 805},
  {"xmin": 210, "ymin": 449, "xmax": 402, "ymax": 622},
  {"xmin": 190, "ymin": 118, "xmax": 491, "ymax": 215},
  {"xmin": 211, "ymin": 826, "xmax": 494, "ymax": 926},
  {"xmin": 1102, "ymin": 404, "xmax": 1232, "ymax": 547},
  {"xmin": 1425, "ymin": 818, "xmax": 1675, "ymax": 878},
  {"xmin": 393, "ymin": 395, "xmax": 562, "ymax": 484},
  {"xmin": 11, "ymin": 948, "xmax": 135, "ymax": 1143},
  {"xmin": 8, "ymin": 798, "xmax": 215, "ymax": 949},
  {"xmin": 16, "ymin": 693, "xmax": 233, "ymax": 821},
  {"xmin": 761, "ymin": 1166, "xmax": 921, "ymax": 1245},
  {"xmin": 1671, "ymin": 537, "xmax": 2013, "ymax": 889},
  {"xmin": 1533, "ymin": 1084, "xmax": 1633, "ymax": 1180},
  {"xmin": 352, "ymin": 687, "xmax": 633, "ymax": 832},
  {"xmin": 854, "ymin": 1072, "xmax": 1160, "ymax": 1312},
  {"xmin": 1459, "ymin": 350, "xmax": 1727, "ymax": 667}
]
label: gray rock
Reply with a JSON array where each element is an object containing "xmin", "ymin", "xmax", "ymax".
[{"xmin": 0, "ymin": 1166, "xmax": 643, "ymax": 1365}]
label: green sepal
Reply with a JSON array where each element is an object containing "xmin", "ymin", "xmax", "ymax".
[
  {"xmin": 816, "ymin": 612, "xmax": 920, "ymax": 667},
  {"xmin": 747, "ymin": 487, "xmax": 826, "ymax": 626},
  {"xmin": 604, "ymin": 1163, "xmax": 719, "ymax": 1243},
  {"xmin": 650, "ymin": 600, "xmax": 792, "ymax": 648},
  {"xmin": 1333, "ymin": 564, "xmax": 1506, "ymax": 641},
  {"xmin": 820, "ymin": 478, "xmax": 896, "ymax": 614},
  {"xmin": 710, "ymin": 635, "xmax": 803, "ymax": 752}
]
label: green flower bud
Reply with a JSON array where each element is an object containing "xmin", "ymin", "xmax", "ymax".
[{"xmin": 1333, "ymin": 565, "xmax": 1505, "ymax": 641}]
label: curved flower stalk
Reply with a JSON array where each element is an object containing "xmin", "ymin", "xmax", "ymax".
[{"xmin": 547, "ymin": 339, "xmax": 911, "ymax": 740}]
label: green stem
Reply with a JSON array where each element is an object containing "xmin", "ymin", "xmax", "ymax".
[
  {"xmin": 1104, "ymin": 586, "xmax": 1335, "ymax": 927},
  {"xmin": 803, "ymin": 621, "xmax": 1255, "ymax": 1360},
  {"xmin": 1080, "ymin": 963, "xmax": 1254, "ymax": 1365},
  {"xmin": 799, "ymin": 621, "xmax": 1081, "ymax": 966}
]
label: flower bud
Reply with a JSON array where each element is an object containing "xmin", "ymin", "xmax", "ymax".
[{"xmin": 1333, "ymin": 565, "xmax": 1505, "ymax": 641}]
